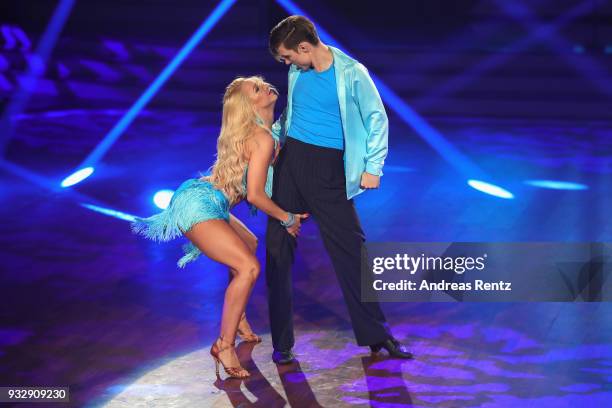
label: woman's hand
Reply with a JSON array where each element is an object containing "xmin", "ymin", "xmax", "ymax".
[{"xmin": 286, "ymin": 213, "xmax": 309, "ymax": 237}]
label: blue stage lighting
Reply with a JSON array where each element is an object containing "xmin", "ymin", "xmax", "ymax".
[
  {"xmin": 1, "ymin": 158, "xmax": 60, "ymax": 191},
  {"xmin": 66, "ymin": 0, "xmax": 236, "ymax": 179},
  {"xmin": 153, "ymin": 189, "xmax": 174, "ymax": 209},
  {"xmin": 495, "ymin": 0, "xmax": 612, "ymax": 98},
  {"xmin": 417, "ymin": 1, "xmax": 594, "ymax": 109},
  {"xmin": 81, "ymin": 203, "xmax": 136, "ymax": 222},
  {"xmin": 1, "ymin": 159, "xmax": 137, "ymax": 221},
  {"xmin": 468, "ymin": 179, "xmax": 514, "ymax": 199},
  {"xmin": 524, "ymin": 180, "xmax": 588, "ymax": 191},
  {"xmin": 61, "ymin": 167, "xmax": 94, "ymax": 187},
  {"xmin": 0, "ymin": 0, "xmax": 76, "ymax": 156}
]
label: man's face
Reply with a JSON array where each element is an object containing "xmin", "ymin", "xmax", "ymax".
[{"xmin": 275, "ymin": 44, "xmax": 312, "ymax": 71}]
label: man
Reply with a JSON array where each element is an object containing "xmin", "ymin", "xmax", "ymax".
[{"xmin": 266, "ymin": 15, "xmax": 412, "ymax": 364}]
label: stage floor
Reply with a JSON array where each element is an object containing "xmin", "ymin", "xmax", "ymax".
[{"xmin": 1, "ymin": 110, "xmax": 611, "ymax": 406}]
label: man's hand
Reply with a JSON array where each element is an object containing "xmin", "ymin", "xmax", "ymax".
[{"xmin": 360, "ymin": 172, "xmax": 380, "ymax": 189}]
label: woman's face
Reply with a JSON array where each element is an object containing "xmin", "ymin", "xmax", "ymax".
[{"xmin": 242, "ymin": 77, "xmax": 278, "ymax": 110}]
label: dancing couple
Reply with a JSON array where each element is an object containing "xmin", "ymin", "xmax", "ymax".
[{"xmin": 133, "ymin": 15, "xmax": 412, "ymax": 380}]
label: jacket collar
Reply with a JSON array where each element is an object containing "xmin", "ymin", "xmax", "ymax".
[{"xmin": 329, "ymin": 45, "xmax": 355, "ymax": 69}]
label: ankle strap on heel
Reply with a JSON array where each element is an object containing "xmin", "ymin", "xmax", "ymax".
[{"xmin": 215, "ymin": 335, "xmax": 236, "ymax": 353}]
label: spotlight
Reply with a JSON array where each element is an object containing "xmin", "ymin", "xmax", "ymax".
[
  {"xmin": 524, "ymin": 180, "xmax": 588, "ymax": 190},
  {"xmin": 61, "ymin": 166, "xmax": 94, "ymax": 187},
  {"xmin": 467, "ymin": 179, "xmax": 514, "ymax": 199},
  {"xmin": 153, "ymin": 190, "xmax": 174, "ymax": 209}
]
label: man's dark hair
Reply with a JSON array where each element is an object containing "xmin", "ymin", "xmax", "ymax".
[{"xmin": 269, "ymin": 15, "xmax": 320, "ymax": 57}]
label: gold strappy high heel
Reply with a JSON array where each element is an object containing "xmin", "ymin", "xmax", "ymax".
[
  {"xmin": 237, "ymin": 313, "xmax": 262, "ymax": 343},
  {"xmin": 210, "ymin": 336, "xmax": 249, "ymax": 379}
]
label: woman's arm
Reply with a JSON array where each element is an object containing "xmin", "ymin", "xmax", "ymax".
[{"xmin": 245, "ymin": 130, "xmax": 307, "ymax": 235}]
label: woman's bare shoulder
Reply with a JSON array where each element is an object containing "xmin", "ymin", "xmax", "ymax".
[{"xmin": 247, "ymin": 128, "xmax": 274, "ymax": 153}]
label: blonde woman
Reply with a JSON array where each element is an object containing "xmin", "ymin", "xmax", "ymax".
[{"xmin": 132, "ymin": 76, "xmax": 308, "ymax": 379}]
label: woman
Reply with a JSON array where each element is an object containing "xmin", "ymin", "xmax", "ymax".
[{"xmin": 132, "ymin": 76, "xmax": 308, "ymax": 379}]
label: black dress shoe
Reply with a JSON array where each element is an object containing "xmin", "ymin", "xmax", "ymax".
[
  {"xmin": 369, "ymin": 338, "xmax": 413, "ymax": 359},
  {"xmin": 272, "ymin": 349, "xmax": 296, "ymax": 365}
]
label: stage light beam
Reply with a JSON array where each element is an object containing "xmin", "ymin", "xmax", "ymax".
[
  {"xmin": 0, "ymin": 0, "xmax": 76, "ymax": 156},
  {"xmin": 62, "ymin": 0, "xmax": 237, "ymax": 184},
  {"xmin": 524, "ymin": 180, "xmax": 588, "ymax": 191},
  {"xmin": 81, "ymin": 203, "xmax": 137, "ymax": 222}
]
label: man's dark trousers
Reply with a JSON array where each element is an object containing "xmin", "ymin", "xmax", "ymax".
[{"xmin": 265, "ymin": 137, "xmax": 390, "ymax": 351}]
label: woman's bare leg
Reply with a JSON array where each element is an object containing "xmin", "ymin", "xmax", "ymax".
[
  {"xmin": 228, "ymin": 214, "xmax": 260, "ymax": 340},
  {"xmin": 185, "ymin": 219, "xmax": 260, "ymax": 369},
  {"xmin": 229, "ymin": 214, "xmax": 258, "ymax": 253},
  {"xmin": 227, "ymin": 214, "xmax": 258, "ymax": 281}
]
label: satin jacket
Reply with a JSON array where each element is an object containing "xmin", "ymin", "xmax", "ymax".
[{"xmin": 272, "ymin": 46, "xmax": 388, "ymax": 199}]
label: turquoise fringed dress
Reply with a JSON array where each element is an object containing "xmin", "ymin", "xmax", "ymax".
[{"xmin": 132, "ymin": 163, "xmax": 274, "ymax": 268}]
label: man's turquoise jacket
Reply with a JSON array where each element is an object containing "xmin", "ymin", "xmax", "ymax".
[{"xmin": 272, "ymin": 46, "xmax": 388, "ymax": 199}]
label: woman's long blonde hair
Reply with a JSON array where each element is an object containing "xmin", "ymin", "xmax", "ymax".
[{"xmin": 208, "ymin": 76, "xmax": 268, "ymax": 205}]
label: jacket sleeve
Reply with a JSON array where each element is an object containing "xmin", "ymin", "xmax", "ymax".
[{"xmin": 352, "ymin": 63, "xmax": 388, "ymax": 176}]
